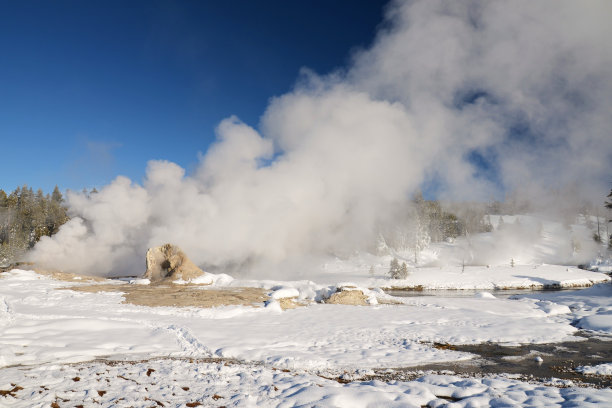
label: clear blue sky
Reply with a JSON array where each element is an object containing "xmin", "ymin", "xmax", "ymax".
[{"xmin": 0, "ymin": 0, "xmax": 388, "ymax": 193}]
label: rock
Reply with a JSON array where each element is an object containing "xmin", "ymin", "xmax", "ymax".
[
  {"xmin": 144, "ymin": 244, "xmax": 205, "ymax": 284},
  {"xmin": 325, "ymin": 287, "xmax": 369, "ymax": 306},
  {"xmin": 277, "ymin": 297, "xmax": 300, "ymax": 310},
  {"xmin": 267, "ymin": 287, "xmax": 306, "ymax": 310}
]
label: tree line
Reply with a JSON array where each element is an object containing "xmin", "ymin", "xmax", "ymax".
[
  {"xmin": 0, "ymin": 185, "xmax": 69, "ymax": 266},
  {"xmin": 376, "ymin": 192, "xmax": 495, "ymax": 264},
  {"xmin": 378, "ymin": 189, "xmax": 612, "ymax": 271}
]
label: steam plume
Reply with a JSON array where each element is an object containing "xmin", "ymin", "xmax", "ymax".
[{"xmin": 30, "ymin": 0, "xmax": 612, "ymax": 276}]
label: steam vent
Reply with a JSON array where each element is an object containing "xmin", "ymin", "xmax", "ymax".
[{"xmin": 144, "ymin": 243, "xmax": 204, "ymax": 283}]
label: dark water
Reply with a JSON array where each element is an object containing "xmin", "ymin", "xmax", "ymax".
[
  {"xmin": 385, "ymin": 287, "xmax": 584, "ymax": 299},
  {"xmin": 380, "ymin": 286, "xmax": 612, "ymax": 387},
  {"xmin": 366, "ymin": 334, "xmax": 612, "ymax": 388}
]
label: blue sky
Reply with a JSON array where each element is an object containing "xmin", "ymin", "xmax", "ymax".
[{"xmin": 0, "ymin": 0, "xmax": 388, "ymax": 193}]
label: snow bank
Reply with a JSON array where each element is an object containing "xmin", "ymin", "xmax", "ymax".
[
  {"xmin": 270, "ymin": 287, "xmax": 300, "ymax": 299},
  {"xmin": 535, "ymin": 300, "xmax": 572, "ymax": 315},
  {"xmin": 515, "ymin": 282, "xmax": 612, "ymax": 335},
  {"xmin": 576, "ymin": 363, "xmax": 612, "ymax": 376},
  {"xmin": 576, "ymin": 314, "xmax": 612, "ymax": 333}
]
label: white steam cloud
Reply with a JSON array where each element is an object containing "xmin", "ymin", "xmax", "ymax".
[{"xmin": 30, "ymin": 0, "xmax": 612, "ymax": 277}]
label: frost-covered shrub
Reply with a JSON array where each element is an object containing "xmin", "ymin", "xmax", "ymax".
[{"xmin": 388, "ymin": 258, "xmax": 409, "ymax": 279}]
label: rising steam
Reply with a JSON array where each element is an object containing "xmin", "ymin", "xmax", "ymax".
[{"xmin": 30, "ymin": 0, "xmax": 612, "ymax": 277}]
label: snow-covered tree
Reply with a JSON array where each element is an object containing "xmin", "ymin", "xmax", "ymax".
[
  {"xmin": 399, "ymin": 262, "xmax": 409, "ymax": 279},
  {"xmin": 388, "ymin": 258, "xmax": 409, "ymax": 279},
  {"xmin": 388, "ymin": 258, "xmax": 401, "ymax": 279},
  {"xmin": 497, "ymin": 216, "xmax": 505, "ymax": 230}
]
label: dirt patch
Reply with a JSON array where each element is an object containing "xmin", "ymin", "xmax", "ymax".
[
  {"xmin": 0, "ymin": 263, "xmax": 107, "ymax": 283},
  {"xmin": 277, "ymin": 297, "xmax": 302, "ymax": 309},
  {"xmin": 35, "ymin": 268, "xmax": 110, "ymax": 283},
  {"xmin": 431, "ymin": 342, "xmax": 458, "ymax": 351},
  {"xmin": 0, "ymin": 384, "xmax": 23, "ymax": 398},
  {"xmin": 62, "ymin": 284, "xmax": 270, "ymax": 308}
]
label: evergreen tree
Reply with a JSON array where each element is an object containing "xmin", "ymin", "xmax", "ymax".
[
  {"xmin": 0, "ymin": 185, "xmax": 69, "ymax": 265},
  {"xmin": 51, "ymin": 185, "xmax": 63, "ymax": 203},
  {"xmin": 32, "ymin": 189, "xmax": 49, "ymax": 244},
  {"xmin": 47, "ymin": 186, "xmax": 68, "ymax": 235},
  {"xmin": 0, "ymin": 189, "xmax": 7, "ymax": 209}
]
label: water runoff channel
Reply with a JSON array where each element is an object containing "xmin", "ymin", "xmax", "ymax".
[{"xmin": 383, "ymin": 286, "xmax": 612, "ymax": 388}]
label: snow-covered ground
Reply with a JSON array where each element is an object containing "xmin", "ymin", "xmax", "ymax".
[
  {"xmin": 1, "ymin": 266, "xmax": 612, "ymax": 406},
  {"xmin": 0, "ymin": 269, "xmax": 580, "ymax": 370},
  {"xmin": 3, "ymin": 358, "xmax": 612, "ymax": 408},
  {"xmin": 516, "ymin": 282, "xmax": 612, "ymax": 335},
  {"xmin": 304, "ymin": 260, "xmax": 610, "ymax": 290},
  {"xmin": 576, "ymin": 363, "xmax": 612, "ymax": 376}
]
